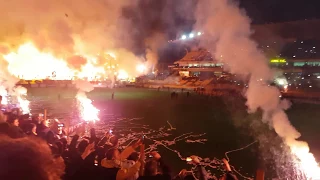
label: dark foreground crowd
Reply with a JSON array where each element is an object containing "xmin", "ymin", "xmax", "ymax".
[{"xmin": 0, "ymin": 111, "xmax": 238, "ymax": 180}]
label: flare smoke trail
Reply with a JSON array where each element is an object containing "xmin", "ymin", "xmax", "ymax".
[{"xmin": 194, "ymin": 0, "xmax": 319, "ymax": 178}]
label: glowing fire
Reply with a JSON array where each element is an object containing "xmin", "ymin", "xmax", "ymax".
[
  {"xmin": 291, "ymin": 144, "xmax": 320, "ymax": 179},
  {"xmin": 2, "ymin": 42, "xmax": 136, "ymax": 81},
  {"xmin": 3, "ymin": 43, "xmax": 73, "ymax": 80},
  {"xmin": 76, "ymin": 91, "xmax": 99, "ymax": 122},
  {"xmin": 117, "ymin": 69, "xmax": 129, "ymax": 80},
  {"xmin": 136, "ymin": 64, "xmax": 146, "ymax": 74},
  {"xmin": 14, "ymin": 86, "xmax": 30, "ymax": 114}
]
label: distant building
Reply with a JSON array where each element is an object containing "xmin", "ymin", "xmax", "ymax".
[{"xmin": 170, "ymin": 50, "xmax": 226, "ymax": 80}]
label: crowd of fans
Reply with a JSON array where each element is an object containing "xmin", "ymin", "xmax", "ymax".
[{"xmin": 0, "ymin": 96, "xmax": 238, "ymax": 180}]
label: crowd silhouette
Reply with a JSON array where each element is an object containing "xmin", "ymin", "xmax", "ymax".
[{"xmin": 0, "ymin": 96, "xmax": 238, "ymax": 180}]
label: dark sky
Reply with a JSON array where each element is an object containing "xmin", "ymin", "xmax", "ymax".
[
  {"xmin": 239, "ymin": 0, "xmax": 320, "ymax": 24},
  {"xmin": 126, "ymin": 0, "xmax": 320, "ymax": 42},
  {"xmin": 123, "ymin": 0, "xmax": 320, "ymax": 57}
]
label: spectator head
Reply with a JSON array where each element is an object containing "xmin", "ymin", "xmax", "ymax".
[
  {"xmin": 38, "ymin": 113, "xmax": 44, "ymax": 121},
  {"xmin": 0, "ymin": 135, "xmax": 65, "ymax": 180},
  {"xmin": 144, "ymin": 160, "xmax": 158, "ymax": 176},
  {"xmin": 25, "ymin": 123, "xmax": 37, "ymax": 135},
  {"xmin": 7, "ymin": 115, "xmax": 19, "ymax": 127},
  {"xmin": 127, "ymin": 152, "xmax": 139, "ymax": 162}
]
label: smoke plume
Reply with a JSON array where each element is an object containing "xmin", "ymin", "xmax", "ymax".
[
  {"xmin": 145, "ymin": 33, "xmax": 167, "ymax": 71},
  {"xmin": 194, "ymin": 0, "xmax": 319, "ymax": 178},
  {"xmin": 0, "ymin": 0, "xmax": 139, "ymax": 56}
]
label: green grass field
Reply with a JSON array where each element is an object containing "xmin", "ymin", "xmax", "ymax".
[{"xmin": 27, "ymin": 87, "xmax": 320, "ymax": 179}]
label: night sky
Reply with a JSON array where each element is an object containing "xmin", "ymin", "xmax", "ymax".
[
  {"xmin": 124, "ymin": 0, "xmax": 320, "ymax": 60},
  {"xmin": 239, "ymin": 0, "xmax": 320, "ymax": 24}
]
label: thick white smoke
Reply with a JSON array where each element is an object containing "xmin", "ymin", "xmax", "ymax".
[
  {"xmin": 145, "ymin": 33, "xmax": 167, "ymax": 72},
  {"xmin": 194, "ymin": 0, "xmax": 320, "ymax": 178}
]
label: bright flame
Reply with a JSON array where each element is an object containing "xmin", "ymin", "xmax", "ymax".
[
  {"xmin": 76, "ymin": 91, "xmax": 99, "ymax": 122},
  {"xmin": 107, "ymin": 52, "xmax": 116, "ymax": 59},
  {"xmin": 14, "ymin": 86, "xmax": 30, "ymax": 114},
  {"xmin": 117, "ymin": 69, "xmax": 129, "ymax": 80},
  {"xmin": 136, "ymin": 64, "xmax": 146, "ymax": 73},
  {"xmin": 291, "ymin": 144, "xmax": 320, "ymax": 179},
  {"xmin": 4, "ymin": 43, "xmax": 73, "ymax": 80},
  {"xmin": 1, "ymin": 42, "xmax": 136, "ymax": 81}
]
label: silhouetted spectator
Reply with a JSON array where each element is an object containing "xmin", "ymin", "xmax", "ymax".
[
  {"xmin": 138, "ymin": 151, "xmax": 171, "ymax": 180},
  {"xmin": 25, "ymin": 123, "xmax": 38, "ymax": 136},
  {"xmin": 7, "ymin": 114, "xmax": 25, "ymax": 138},
  {"xmin": 0, "ymin": 135, "xmax": 64, "ymax": 180}
]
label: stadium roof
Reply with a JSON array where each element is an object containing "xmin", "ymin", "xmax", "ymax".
[{"xmin": 174, "ymin": 50, "xmax": 215, "ymax": 64}]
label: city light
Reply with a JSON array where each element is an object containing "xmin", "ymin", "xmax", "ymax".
[
  {"xmin": 181, "ymin": 35, "xmax": 187, "ymax": 40},
  {"xmin": 189, "ymin": 33, "xmax": 194, "ymax": 38},
  {"xmin": 197, "ymin": 32, "xmax": 202, "ymax": 36}
]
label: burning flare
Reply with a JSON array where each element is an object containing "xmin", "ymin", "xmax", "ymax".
[
  {"xmin": 14, "ymin": 86, "xmax": 30, "ymax": 114},
  {"xmin": 76, "ymin": 91, "xmax": 99, "ymax": 122},
  {"xmin": 291, "ymin": 143, "xmax": 320, "ymax": 179}
]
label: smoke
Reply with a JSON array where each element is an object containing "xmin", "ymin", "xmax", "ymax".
[
  {"xmin": 0, "ymin": 55, "xmax": 19, "ymax": 98},
  {"xmin": 0, "ymin": 0, "xmax": 142, "ymax": 95},
  {"xmin": 0, "ymin": 0, "xmax": 139, "ymax": 56},
  {"xmin": 194, "ymin": 0, "xmax": 319, "ymax": 178},
  {"xmin": 66, "ymin": 55, "xmax": 88, "ymax": 71},
  {"xmin": 145, "ymin": 33, "xmax": 167, "ymax": 71}
]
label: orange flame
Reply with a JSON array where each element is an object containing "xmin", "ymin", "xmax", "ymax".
[
  {"xmin": 14, "ymin": 86, "xmax": 30, "ymax": 114},
  {"xmin": 76, "ymin": 91, "xmax": 99, "ymax": 122},
  {"xmin": 291, "ymin": 144, "xmax": 320, "ymax": 179}
]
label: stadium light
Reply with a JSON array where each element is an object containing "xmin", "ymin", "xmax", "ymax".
[
  {"xmin": 189, "ymin": 33, "xmax": 194, "ymax": 38},
  {"xmin": 197, "ymin": 32, "xmax": 202, "ymax": 36},
  {"xmin": 181, "ymin": 35, "xmax": 187, "ymax": 40}
]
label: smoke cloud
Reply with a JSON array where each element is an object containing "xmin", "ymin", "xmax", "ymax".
[
  {"xmin": 194, "ymin": 0, "xmax": 319, "ymax": 178},
  {"xmin": 0, "ymin": 0, "xmax": 139, "ymax": 56},
  {"xmin": 66, "ymin": 55, "xmax": 88, "ymax": 71},
  {"xmin": 145, "ymin": 33, "xmax": 167, "ymax": 70}
]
